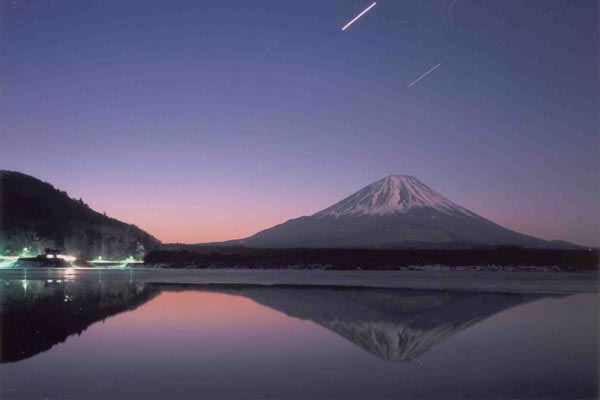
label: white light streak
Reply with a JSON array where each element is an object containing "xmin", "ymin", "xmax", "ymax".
[
  {"xmin": 342, "ymin": 2, "xmax": 377, "ymax": 31},
  {"xmin": 256, "ymin": 32, "xmax": 288, "ymax": 61},
  {"xmin": 408, "ymin": 63, "xmax": 442, "ymax": 87}
]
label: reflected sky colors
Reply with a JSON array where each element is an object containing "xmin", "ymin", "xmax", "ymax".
[
  {"xmin": 1, "ymin": 0, "xmax": 598, "ymax": 245},
  {"xmin": 0, "ymin": 279, "xmax": 598, "ymax": 399}
]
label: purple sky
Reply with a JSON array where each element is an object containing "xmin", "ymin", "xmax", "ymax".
[{"xmin": 1, "ymin": 0, "xmax": 598, "ymax": 246}]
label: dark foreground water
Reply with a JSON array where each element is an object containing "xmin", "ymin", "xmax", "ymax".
[{"xmin": 0, "ymin": 274, "xmax": 598, "ymax": 399}]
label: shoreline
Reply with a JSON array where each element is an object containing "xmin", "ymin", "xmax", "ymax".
[
  {"xmin": 1, "ymin": 267, "xmax": 598, "ymax": 294},
  {"xmin": 148, "ymin": 263, "xmax": 595, "ymax": 272},
  {"xmin": 145, "ymin": 247, "xmax": 599, "ymax": 272}
]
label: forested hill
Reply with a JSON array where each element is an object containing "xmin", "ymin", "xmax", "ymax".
[{"xmin": 0, "ymin": 170, "xmax": 159, "ymax": 259}]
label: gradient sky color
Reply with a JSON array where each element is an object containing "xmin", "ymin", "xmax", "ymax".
[{"xmin": 1, "ymin": 0, "xmax": 598, "ymax": 245}]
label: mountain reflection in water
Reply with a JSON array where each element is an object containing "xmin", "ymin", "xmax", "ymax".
[
  {"xmin": 188, "ymin": 286, "xmax": 553, "ymax": 361},
  {"xmin": 0, "ymin": 279, "xmax": 159, "ymax": 363},
  {"xmin": 0, "ymin": 279, "xmax": 554, "ymax": 363}
]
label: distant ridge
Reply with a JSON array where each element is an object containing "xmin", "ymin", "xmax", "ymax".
[
  {"xmin": 228, "ymin": 175, "xmax": 579, "ymax": 249},
  {"xmin": 0, "ymin": 170, "xmax": 160, "ymax": 259}
]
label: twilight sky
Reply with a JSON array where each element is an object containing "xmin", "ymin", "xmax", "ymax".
[{"xmin": 1, "ymin": 0, "xmax": 598, "ymax": 246}]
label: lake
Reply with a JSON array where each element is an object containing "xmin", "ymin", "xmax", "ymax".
[{"xmin": 0, "ymin": 269, "xmax": 598, "ymax": 399}]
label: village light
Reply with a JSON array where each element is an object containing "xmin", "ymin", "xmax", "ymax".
[{"xmin": 57, "ymin": 254, "xmax": 76, "ymax": 262}]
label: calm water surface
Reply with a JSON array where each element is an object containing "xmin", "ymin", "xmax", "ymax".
[{"xmin": 0, "ymin": 274, "xmax": 598, "ymax": 399}]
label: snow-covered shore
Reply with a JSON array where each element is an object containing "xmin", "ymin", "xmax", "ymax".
[{"xmin": 0, "ymin": 267, "xmax": 597, "ymax": 294}]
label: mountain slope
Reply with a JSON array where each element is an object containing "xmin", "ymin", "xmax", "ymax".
[
  {"xmin": 0, "ymin": 170, "xmax": 160, "ymax": 259},
  {"xmin": 239, "ymin": 175, "xmax": 569, "ymax": 249}
]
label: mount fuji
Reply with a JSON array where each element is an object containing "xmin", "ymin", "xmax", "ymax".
[{"xmin": 236, "ymin": 175, "xmax": 572, "ymax": 249}]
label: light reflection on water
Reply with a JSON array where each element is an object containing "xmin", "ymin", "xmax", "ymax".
[{"xmin": 0, "ymin": 278, "xmax": 598, "ymax": 399}]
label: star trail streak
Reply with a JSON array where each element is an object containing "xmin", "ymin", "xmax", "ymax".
[
  {"xmin": 342, "ymin": 2, "xmax": 377, "ymax": 31},
  {"xmin": 408, "ymin": 63, "xmax": 442, "ymax": 87}
]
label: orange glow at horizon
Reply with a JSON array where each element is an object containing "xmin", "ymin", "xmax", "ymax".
[
  {"xmin": 95, "ymin": 189, "xmax": 332, "ymax": 244},
  {"xmin": 141, "ymin": 220, "xmax": 275, "ymax": 244}
]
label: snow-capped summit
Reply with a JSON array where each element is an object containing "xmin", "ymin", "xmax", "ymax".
[{"xmin": 314, "ymin": 175, "xmax": 471, "ymax": 217}]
